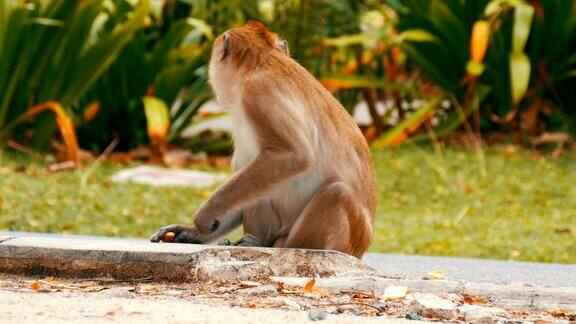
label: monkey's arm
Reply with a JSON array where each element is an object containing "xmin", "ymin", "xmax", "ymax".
[{"xmin": 193, "ymin": 81, "xmax": 314, "ymax": 234}]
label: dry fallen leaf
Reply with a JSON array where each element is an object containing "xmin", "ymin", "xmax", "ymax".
[
  {"xmin": 548, "ymin": 308, "xmax": 576, "ymax": 319},
  {"xmin": 509, "ymin": 250, "xmax": 521, "ymax": 259},
  {"xmin": 30, "ymin": 281, "xmax": 48, "ymax": 292},
  {"xmin": 361, "ymin": 305, "xmax": 379, "ymax": 316},
  {"xmin": 47, "ymin": 161, "xmax": 77, "ymax": 173},
  {"xmin": 304, "ymin": 278, "xmax": 316, "ymax": 292},
  {"xmin": 0, "ymin": 167, "xmax": 12, "ymax": 175},
  {"xmin": 239, "ymin": 281, "xmax": 262, "ymax": 288},
  {"xmin": 534, "ymin": 320, "xmax": 553, "ymax": 324},
  {"xmin": 83, "ymin": 285, "xmax": 108, "ymax": 292},
  {"xmin": 462, "ymin": 294, "xmax": 487, "ymax": 305},
  {"xmin": 137, "ymin": 283, "xmax": 164, "ymax": 294},
  {"xmin": 423, "ymin": 269, "xmax": 445, "ymax": 280},
  {"xmin": 381, "ymin": 285, "xmax": 408, "ymax": 301},
  {"xmin": 554, "ymin": 227, "xmax": 571, "ymax": 234},
  {"xmin": 349, "ymin": 292, "xmax": 377, "ymax": 302},
  {"xmin": 37, "ymin": 279, "xmax": 76, "ymax": 290},
  {"xmin": 504, "ymin": 145, "xmax": 517, "ymax": 156}
]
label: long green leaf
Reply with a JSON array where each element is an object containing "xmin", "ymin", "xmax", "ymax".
[
  {"xmin": 512, "ymin": 4, "xmax": 534, "ymax": 53},
  {"xmin": 60, "ymin": 0, "xmax": 150, "ymax": 106}
]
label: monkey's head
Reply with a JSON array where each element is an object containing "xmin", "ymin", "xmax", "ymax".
[
  {"xmin": 209, "ymin": 21, "xmax": 289, "ymax": 94},
  {"xmin": 213, "ymin": 21, "xmax": 289, "ymax": 63}
]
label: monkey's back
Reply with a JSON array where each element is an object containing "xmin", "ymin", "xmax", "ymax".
[{"xmin": 268, "ymin": 55, "xmax": 377, "ymax": 218}]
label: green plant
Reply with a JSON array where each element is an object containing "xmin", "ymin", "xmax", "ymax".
[
  {"xmin": 389, "ymin": 0, "xmax": 576, "ymax": 137},
  {"xmin": 76, "ymin": 1, "xmax": 213, "ymax": 152},
  {"xmin": 527, "ymin": 1, "xmax": 576, "ymax": 132},
  {"xmin": 0, "ymin": 0, "xmax": 150, "ymax": 155}
]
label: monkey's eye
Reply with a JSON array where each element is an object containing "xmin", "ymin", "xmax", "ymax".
[{"xmin": 277, "ymin": 39, "xmax": 289, "ymax": 55}]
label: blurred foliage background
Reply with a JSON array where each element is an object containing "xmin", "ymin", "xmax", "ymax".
[
  {"xmin": 1, "ymin": 0, "xmax": 575, "ymax": 155},
  {"xmin": 1, "ymin": 0, "xmax": 575, "ymax": 262}
]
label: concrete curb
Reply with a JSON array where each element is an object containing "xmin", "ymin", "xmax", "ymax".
[
  {"xmin": 0, "ymin": 235, "xmax": 374, "ymax": 281},
  {"xmin": 0, "ymin": 234, "xmax": 575, "ymax": 311}
]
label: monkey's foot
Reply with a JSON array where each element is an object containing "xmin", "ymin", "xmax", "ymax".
[
  {"xmin": 150, "ymin": 225, "xmax": 203, "ymax": 244},
  {"xmin": 234, "ymin": 234, "xmax": 261, "ymax": 247},
  {"xmin": 217, "ymin": 239, "xmax": 233, "ymax": 246},
  {"xmin": 216, "ymin": 235, "xmax": 261, "ymax": 247}
]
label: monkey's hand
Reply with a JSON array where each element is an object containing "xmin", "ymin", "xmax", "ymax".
[{"xmin": 149, "ymin": 225, "xmax": 203, "ymax": 244}]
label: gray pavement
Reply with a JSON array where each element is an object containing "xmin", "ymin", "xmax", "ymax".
[
  {"xmin": 363, "ymin": 253, "xmax": 576, "ymax": 288},
  {"xmin": 2, "ymin": 231, "xmax": 575, "ymax": 288}
]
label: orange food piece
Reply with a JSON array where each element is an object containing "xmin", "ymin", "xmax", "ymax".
[{"xmin": 163, "ymin": 232, "xmax": 176, "ymax": 242}]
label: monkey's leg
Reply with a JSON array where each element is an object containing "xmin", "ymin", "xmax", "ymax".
[
  {"xmin": 284, "ymin": 182, "xmax": 373, "ymax": 258},
  {"xmin": 229, "ymin": 200, "xmax": 281, "ymax": 247},
  {"xmin": 150, "ymin": 210, "xmax": 243, "ymax": 244}
]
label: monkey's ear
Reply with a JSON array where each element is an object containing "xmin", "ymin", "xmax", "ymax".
[
  {"xmin": 220, "ymin": 33, "xmax": 230, "ymax": 61},
  {"xmin": 277, "ymin": 39, "xmax": 289, "ymax": 56}
]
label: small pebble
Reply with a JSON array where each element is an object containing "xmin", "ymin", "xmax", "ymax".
[
  {"xmin": 371, "ymin": 302, "xmax": 387, "ymax": 311},
  {"xmin": 308, "ymin": 309, "xmax": 327, "ymax": 321},
  {"xmin": 405, "ymin": 314, "xmax": 424, "ymax": 321},
  {"xmin": 351, "ymin": 309, "xmax": 364, "ymax": 316}
]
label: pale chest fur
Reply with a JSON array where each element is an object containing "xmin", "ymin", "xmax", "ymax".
[{"xmin": 229, "ymin": 104, "xmax": 260, "ymax": 171}]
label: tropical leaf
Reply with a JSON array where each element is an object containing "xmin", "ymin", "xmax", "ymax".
[
  {"xmin": 143, "ymin": 96, "xmax": 170, "ymax": 149},
  {"xmin": 373, "ymin": 97, "xmax": 441, "ymax": 149},
  {"xmin": 509, "ymin": 52, "xmax": 531, "ymax": 105},
  {"xmin": 320, "ymin": 76, "xmax": 406, "ymax": 92},
  {"xmin": 25, "ymin": 102, "xmax": 80, "ymax": 166},
  {"xmin": 511, "ymin": 4, "xmax": 534, "ymax": 53},
  {"xmin": 398, "ymin": 29, "xmax": 439, "ymax": 43}
]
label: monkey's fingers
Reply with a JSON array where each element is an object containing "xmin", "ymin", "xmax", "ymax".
[{"xmin": 150, "ymin": 225, "xmax": 182, "ymax": 243}]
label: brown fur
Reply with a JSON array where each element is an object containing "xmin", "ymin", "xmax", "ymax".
[{"xmin": 151, "ymin": 22, "xmax": 376, "ymax": 258}]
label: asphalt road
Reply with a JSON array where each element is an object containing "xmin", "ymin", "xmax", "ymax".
[
  {"xmin": 363, "ymin": 252, "xmax": 576, "ymax": 288},
  {"xmin": 2, "ymin": 231, "xmax": 574, "ymax": 288}
]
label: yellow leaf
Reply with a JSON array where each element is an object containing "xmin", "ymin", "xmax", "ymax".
[
  {"xmin": 470, "ymin": 21, "xmax": 490, "ymax": 64},
  {"xmin": 510, "ymin": 53, "xmax": 531, "ymax": 105},
  {"xmin": 143, "ymin": 96, "xmax": 170, "ymax": 149}
]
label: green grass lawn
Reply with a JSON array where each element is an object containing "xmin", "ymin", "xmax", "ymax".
[{"xmin": 1, "ymin": 145, "xmax": 575, "ymax": 263}]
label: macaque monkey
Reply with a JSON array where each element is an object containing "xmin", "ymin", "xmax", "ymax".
[{"xmin": 151, "ymin": 21, "xmax": 376, "ymax": 258}]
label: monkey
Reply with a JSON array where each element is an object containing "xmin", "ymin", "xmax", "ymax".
[{"xmin": 150, "ymin": 21, "xmax": 376, "ymax": 258}]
